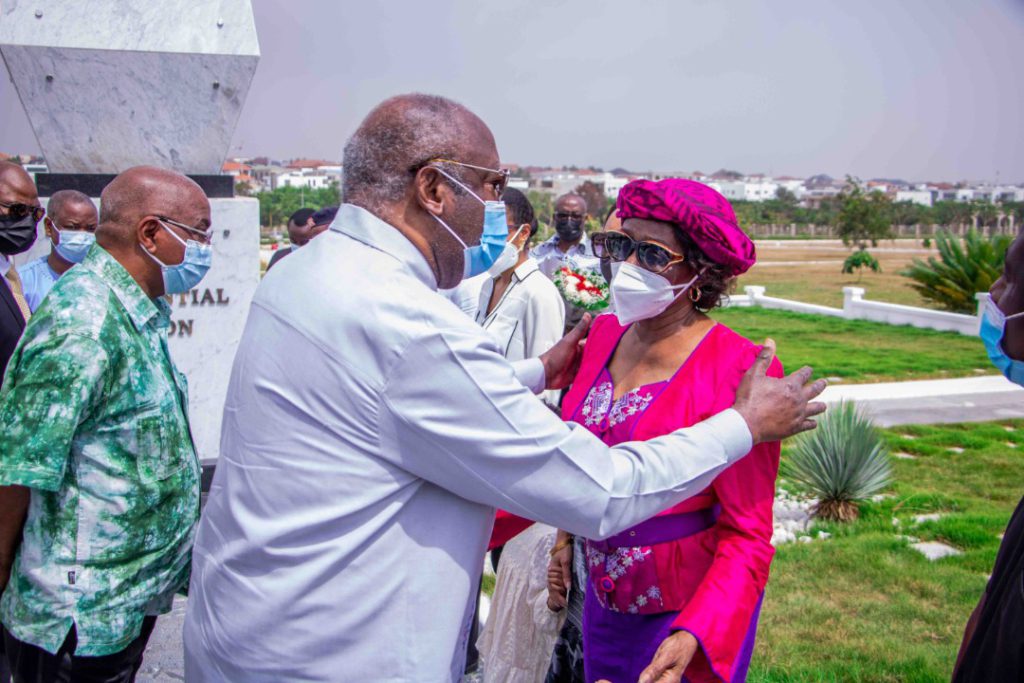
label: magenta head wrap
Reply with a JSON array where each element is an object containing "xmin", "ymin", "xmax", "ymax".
[{"xmin": 616, "ymin": 178, "xmax": 756, "ymax": 276}]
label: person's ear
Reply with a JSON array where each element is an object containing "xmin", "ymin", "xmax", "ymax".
[
  {"xmin": 514, "ymin": 225, "xmax": 531, "ymax": 249},
  {"xmin": 44, "ymin": 217, "xmax": 57, "ymax": 242},
  {"xmin": 414, "ymin": 167, "xmax": 452, "ymax": 217},
  {"xmin": 137, "ymin": 216, "xmax": 162, "ymax": 254}
]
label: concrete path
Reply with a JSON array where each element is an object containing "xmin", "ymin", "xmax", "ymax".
[{"xmin": 820, "ymin": 375, "xmax": 1024, "ymax": 426}]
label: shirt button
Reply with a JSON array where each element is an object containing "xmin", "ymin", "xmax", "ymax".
[
  {"xmin": 629, "ymin": 531, "xmax": 636, "ymax": 537},
  {"xmin": 599, "ymin": 576, "xmax": 615, "ymax": 593}
]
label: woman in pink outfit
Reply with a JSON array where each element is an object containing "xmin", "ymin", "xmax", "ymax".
[{"xmin": 550, "ymin": 178, "xmax": 781, "ymax": 683}]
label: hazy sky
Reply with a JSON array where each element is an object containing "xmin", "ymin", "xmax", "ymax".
[{"xmin": 3, "ymin": 0, "xmax": 1023, "ymax": 182}]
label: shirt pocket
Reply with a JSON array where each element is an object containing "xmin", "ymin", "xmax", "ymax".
[{"xmin": 134, "ymin": 410, "xmax": 186, "ymax": 483}]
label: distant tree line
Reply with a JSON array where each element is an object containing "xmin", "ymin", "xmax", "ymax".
[
  {"xmin": 257, "ymin": 184, "xmax": 341, "ymax": 230},
  {"xmin": 731, "ymin": 186, "xmax": 1023, "ymax": 233}
]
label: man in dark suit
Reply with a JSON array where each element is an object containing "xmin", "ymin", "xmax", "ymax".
[
  {"xmin": 0, "ymin": 160, "xmax": 41, "ymax": 683},
  {"xmin": 0, "ymin": 161, "xmax": 42, "ymax": 385}
]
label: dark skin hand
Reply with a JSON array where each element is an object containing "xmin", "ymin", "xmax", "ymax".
[
  {"xmin": 0, "ymin": 484, "xmax": 30, "ymax": 595},
  {"xmin": 539, "ymin": 313, "xmax": 592, "ymax": 390},
  {"xmin": 546, "ymin": 529, "xmax": 573, "ymax": 611}
]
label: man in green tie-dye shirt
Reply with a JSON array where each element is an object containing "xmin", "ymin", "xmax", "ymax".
[{"xmin": 0, "ymin": 167, "xmax": 212, "ymax": 681}]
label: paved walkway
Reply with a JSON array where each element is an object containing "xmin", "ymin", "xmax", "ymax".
[
  {"xmin": 819, "ymin": 375, "xmax": 1024, "ymax": 426},
  {"xmin": 137, "ymin": 374, "xmax": 1024, "ymax": 680}
]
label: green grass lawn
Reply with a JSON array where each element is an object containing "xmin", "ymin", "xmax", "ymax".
[
  {"xmin": 712, "ymin": 307, "xmax": 993, "ymax": 384},
  {"xmin": 752, "ymin": 420, "xmax": 1024, "ymax": 682}
]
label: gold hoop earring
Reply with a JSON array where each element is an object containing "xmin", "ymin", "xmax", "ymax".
[{"xmin": 689, "ymin": 286, "xmax": 701, "ymax": 303}]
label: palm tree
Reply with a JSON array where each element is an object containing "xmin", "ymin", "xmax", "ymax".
[{"xmin": 900, "ymin": 229, "xmax": 1009, "ymax": 313}]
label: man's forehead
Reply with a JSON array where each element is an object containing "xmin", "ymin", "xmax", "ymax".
[
  {"xmin": 0, "ymin": 177, "xmax": 39, "ymax": 204},
  {"xmin": 556, "ymin": 197, "xmax": 586, "ymax": 211},
  {"xmin": 54, "ymin": 200, "xmax": 97, "ymax": 217}
]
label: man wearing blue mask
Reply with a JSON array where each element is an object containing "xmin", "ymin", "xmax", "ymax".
[
  {"xmin": 954, "ymin": 231, "xmax": 1024, "ymax": 681},
  {"xmin": 20, "ymin": 190, "xmax": 98, "ymax": 313},
  {"xmin": 0, "ymin": 166, "xmax": 208, "ymax": 682},
  {"xmin": 184, "ymin": 93, "xmax": 826, "ymax": 682}
]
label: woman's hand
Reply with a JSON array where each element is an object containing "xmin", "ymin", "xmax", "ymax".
[
  {"xmin": 546, "ymin": 531, "xmax": 574, "ymax": 611},
  {"xmin": 638, "ymin": 630, "xmax": 699, "ymax": 683}
]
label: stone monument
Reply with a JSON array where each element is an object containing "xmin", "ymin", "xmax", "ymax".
[{"xmin": 1, "ymin": 1, "xmax": 261, "ymax": 465}]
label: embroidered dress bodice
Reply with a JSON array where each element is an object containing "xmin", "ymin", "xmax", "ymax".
[{"xmin": 574, "ymin": 367, "xmax": 671, "ymax": 613}]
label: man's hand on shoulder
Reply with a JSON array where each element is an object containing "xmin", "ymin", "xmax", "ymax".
[
  {"xmin": 733, "ymin": 338, "xmax": 827, "ymax": 444},
  {"xmin": 539, "ymin": 313, "xmax": 592, "ymax": 390}
]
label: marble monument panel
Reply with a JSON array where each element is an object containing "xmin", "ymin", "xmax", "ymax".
[{"xmin": 0, "ymin": 0, "xmax": 259, "ymax": 174}]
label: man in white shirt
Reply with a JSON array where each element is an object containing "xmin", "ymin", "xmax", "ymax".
[
  {"xmin": 532, "ymin": 193, "xmax": 596, "ymax": 280},
  {"xmin": 476, "ymin": 187, "xmax": 564, "ymax": 406},
  {"xmin": 184, "ymin": 93, "xmax": 826, "ymax": 683},
  {"xmin": 533, "ymin": 193, "xmax": 605, "ymax": 333}
]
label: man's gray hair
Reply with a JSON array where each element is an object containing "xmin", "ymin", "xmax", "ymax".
[
  {"xmin": 342, "ymin": 94, "xmax": 472, "ymax": 209},
  {"xmin": 47, "ymin": 189, "xmax": 95, "ymax": 220}
]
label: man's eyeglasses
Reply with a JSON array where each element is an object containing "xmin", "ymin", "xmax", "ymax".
[
  {"xmin": 412, "ymin": 158, "xmax": 510, "ymax": 199},
  {"xmin": 157, "ymin": 216, "xmax": 213, "ymax": 245},
  {"xmin": 0, "ymin": 201, "xmax": 45, "ymax": 223},
  {"xmin": 592, "ymin": 231, "xmax": 686, "ymax": 274}
]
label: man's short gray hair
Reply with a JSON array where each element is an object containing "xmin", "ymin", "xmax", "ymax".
[
  {"xmin": 342, "ymin": 94, "xmax": 472, "ymax": 209},
  {"xmin": 47, "ymin": 189, "xmax": 95, "ymax": 220}
]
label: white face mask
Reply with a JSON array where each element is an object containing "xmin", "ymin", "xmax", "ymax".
[
  {"xmin": 610, "ymin": 261, "xmax": 699, "ymax": 326},
  {"xmin": 486, "ymin": 225, "xmax": 525, "ymax": 277}
]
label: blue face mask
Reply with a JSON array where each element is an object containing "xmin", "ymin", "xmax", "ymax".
[
  {"xmin": 979, "ymin": 295, "xmax": 1024, "ymax": 386},
  {"xmin": 51, "ymin": 227, "xmax": 95, "ymax": 264},
  {"xmin": 143, "ymin": 220, "xmax": 213, "ymax": 294},
  {"xmin": 430, "ymin": 167, "xmax": 508, "ymax": 280}
]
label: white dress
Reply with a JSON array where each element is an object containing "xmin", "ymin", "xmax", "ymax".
[{"xmin": 477, "ymin": 524, "xmax": 566, "ymax": 683}]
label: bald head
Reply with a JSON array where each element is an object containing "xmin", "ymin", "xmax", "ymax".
[
  {"xmin": 0, "ymin": 161, "xmax": 38, "ymax": 206},
  {"xmin": 97, "ymin": 166, "xmax": 208, "ymax": 248},
  {"xmin": 555, "ymin": 193, "xmax": 587, "ymax": 214},
  {"xmin": 342, "ymin": 93, "xmax": 496, "ymax": 210}
]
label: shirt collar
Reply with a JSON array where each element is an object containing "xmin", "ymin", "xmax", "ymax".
[
  {"xmin": 0, "ymin": 253, "xmax": 10, "ymax": 277},
  {"xmin": 81, "ymin": 244, "xmax": 164, "ymax": 331},
  {"xmin": 542, "ymin": 232, "xmax": 590, "ymax": 254},
  {"xmin": 512, "ymin": 257, "xmax": 539, "ymax": 282},
  {"xmin": 331, "ymin": 203, "xmax": 437, "ymax": 290}
]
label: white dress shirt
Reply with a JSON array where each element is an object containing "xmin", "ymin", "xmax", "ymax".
[
  {"xmin": 531, "ymin": 232, "xmax": 601, "ymax": 280},
  {"xmin": 183, "ymin": 203, "xmax": 752, "ymax": 683},
  {"xmin": 440, "ymin": 271, "xmax": 488, "ymax": 318},
  {"xmin": 476, "ymin": 257, "xmax": 564, "ymax": 405}
]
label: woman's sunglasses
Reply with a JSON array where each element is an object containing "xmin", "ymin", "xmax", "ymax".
[
  {"xmin": 0, "ymin": 201, "xmax": 45, "ymax": 223},
  {"xmin": 591, "ymin": 231, "xmax": 686, "ymax": 274}
]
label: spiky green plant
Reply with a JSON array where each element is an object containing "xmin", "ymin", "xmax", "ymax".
[
  {"xmin": 783, "ymin": 402, "xmax": 892, "ymax": 522},
  {"xmin": 900, "ymin": 229, "xmax": 1010, "ymax": 313}
]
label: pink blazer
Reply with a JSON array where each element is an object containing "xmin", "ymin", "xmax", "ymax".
[{"xmin": 562, "ymin": 314, "xmax": 782, "ymax": 683}]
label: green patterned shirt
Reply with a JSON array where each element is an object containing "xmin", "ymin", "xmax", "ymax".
[{"xmin": 0, "ymin": 245, "xmax": 199, "ymax": 656}]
